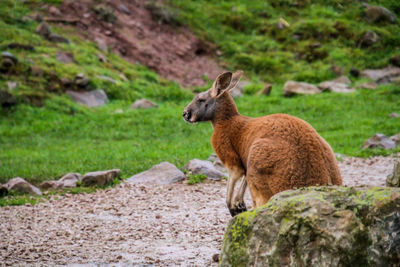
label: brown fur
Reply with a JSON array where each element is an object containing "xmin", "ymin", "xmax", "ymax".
[{"xmin": 183, "ymin": 71, "xmax": 342, "ymax": 215}]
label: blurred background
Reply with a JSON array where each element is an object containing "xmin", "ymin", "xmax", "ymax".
[{"xmin": 0, "ymin": 0, "xmax": 399, "ymax": 187}]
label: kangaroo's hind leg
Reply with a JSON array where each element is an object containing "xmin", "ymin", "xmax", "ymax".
[{"xmin": 231, "ymin": 177, "xmax": 248, "ymax": 215}]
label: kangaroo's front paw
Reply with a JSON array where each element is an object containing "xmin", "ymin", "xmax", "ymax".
[{"xmin": 228, "ymin": 202, "xmax": 247, "ymax": 217}]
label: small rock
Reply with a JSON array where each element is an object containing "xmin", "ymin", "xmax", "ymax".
[
  {"xmin": 74, "ymin": 73, "xmax": 90, "ymax": 87},
  {"xmin": 6, "ymin": 177, "xmax": 42, "ymax": 196},
  {"xmin": 390, "ymin": 133, "xmax": 400, "ymax": 145},
  {"xmin": 0, "ymin": 184, "xmax": 8, "ymax": 197},
  {"xmin": 389, "ymin": 55, "xmax": 400, "ymax": 67},
  {"xmin": 361, "ymin": 66, "xmax": 400, "ymax": 84},
  {"xmin": 2, "ymin": 51, "xmax": 18, "ymax": 65},
  {"xmin": 39, "ymin": 180, "xmax": 60, "ymax": 190},
  {"xmin": 58, "ymin": 173, "xmax": 81, "ymax": 188},
  {"xmin": 95, "ymin": 38, "xmax": 108, "ymax": 52},
  {"xmin": 386, "ymin": 162, "xmax": 400, "ymax": 187},
  {"xmin": 119, "ymin": 4, "xmax": 131, "ymax": 15},
  {"xmin": 131, "ymin": 99, "xmax": 158, "ymax": 109},
  {"xmin": 389, "ymin": 112, "xmax": 399, "ymax": 118},
  {"xmin": 363, "ymin": 4, "xmax": 397, "ymax": 24},
  {"xmin": 332, "ymin": 76, "xmax": 351, "ymax": 85},
  {"xmin": 356, "ymin": 82, "xmax": 377, "ymax": 90},
  {"xmin": 49, "ymin": 6, "xmax": 61, "ymax": 16},
  {"xmin": 283, "ymin": 81, "xmax": 321, "ymax": 96},
  {"xmin": 56, "ymin": 51, "xmax": 75, "ymax": 63},
  {"xmin": 212, "ymin": 253, "xmax": 220, "ymax": 263},
  {"xmin": 35, "ymin": 22, "xmax": 51, "ymax": 38},
  {"xmin": 97, "ymin": 75, "xmax": 117, "ymax": 84},
  {"xmin": 183, "ymin": 159, "xmax": 226, "ymax": 181},
  {"xmin": 6, "ymin": 81, "xmax": 18, "ymax": 90},
  {"xmin": 256, "ymin": 83, "xmax": 273, "ymax": 96},
  {"xmin": 82, "ymin": 169, "xmax": 120, "ymax": 187},
  {"xmin": 60, "ymin": 77, "xmax": 72, "ymax": 87},
  {"xmin": 360, "ymin": 30, "xmax": 380, "ymax": 47},
  {"xmin": 362, "ymin": 133, "xmax": 396, "ymax": 150},
  {"xmin": 66, "ymin": 89, "xmax": 109, "ymax": 107},
  {"xmin": 318, "ymin": 80, "xmax": 355, "ymax": 93},
  {"xmin": 48, "ymin": 34, "xmax": 70, "ymax": 44},
  {"xmin": 350, "ymin": 68, "xmax": 360, "ymax": 77},
  {"xmin": 97, "ymin": 52, "xmax": 108, "ymax": 63},
  {"xmin": 127, "ymin": 162, "xmax": 185, "ymax": 185}
]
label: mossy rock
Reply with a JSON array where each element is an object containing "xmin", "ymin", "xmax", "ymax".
[{"xmin": 220, "ymin": 186, "xmax": 400, "ymax": 267}]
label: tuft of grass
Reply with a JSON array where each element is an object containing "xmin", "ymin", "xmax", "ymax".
[{"xmin": 187, "ymin": 174, "xmax": 207, "ymax": 185}]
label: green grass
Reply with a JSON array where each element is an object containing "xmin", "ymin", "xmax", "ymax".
[{"xmin": 187, "ymin": 174, "xmax": 208, "ymax": 185}]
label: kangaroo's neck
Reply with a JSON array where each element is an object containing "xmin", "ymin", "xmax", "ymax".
[{"xmin": 211, "ymin": 92, "xmax": 240, "ymax": 126}]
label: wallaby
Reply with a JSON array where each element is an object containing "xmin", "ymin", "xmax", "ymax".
[{"xmin": 183, "ymin": 71, "xmax": 342, "ymax": 216}]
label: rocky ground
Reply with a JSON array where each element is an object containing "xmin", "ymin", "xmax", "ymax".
[{"xmin": 1, "ymin": 154, "xmax": 398, "ymax": 266}]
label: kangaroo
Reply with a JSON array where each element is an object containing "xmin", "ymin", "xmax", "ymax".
[{"xmin": 183, "ymin": 71, "xmax": 342, "ymax": 216}]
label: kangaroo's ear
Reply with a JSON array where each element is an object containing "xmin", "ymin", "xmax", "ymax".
[
  {"xmin": 210, "ymin": 72, "xmax": 232, "ymax": 98},
  {"xmin": 227, "ymin": 70, "xmax": 243, "ymax": 91}
]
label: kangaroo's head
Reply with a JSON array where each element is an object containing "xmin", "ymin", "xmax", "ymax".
[{"xmin": 183, "ymin": 70, "xmax": 243, "ymax": 123}]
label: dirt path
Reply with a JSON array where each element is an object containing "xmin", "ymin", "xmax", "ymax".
[{"xmin": 1, "ymin": 155, "xmax": 398, "ymax": 266}]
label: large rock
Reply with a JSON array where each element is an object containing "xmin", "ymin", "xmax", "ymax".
[
  {"xmin": 39, "ymin": 173, "xmax": 81, "ymax": 190},
  {"xmin": 363, "ymin": 4, "xmax": 397, "ymax": 24},
  {"xmin": 356, "ymin": 81, "xmax": 378, "ymax": 90},
  {"xmin": 66, "ymin": 89, "xmax": 108, "ymax": 107},
  {"xmin": 220, "ymin": 186, "xmax": 400, "ymax": 266},
  {"xmin": 387, "ymin": 162, "xmax": 400, "ymax": 187},
  {"xmin": 127, "ymin": 162, "xmax": 185, "ymax": 184},
  {"xmin": 81, "ymin": 169, "xmax": 120, "ymax": 187},
  {"xmin": 5, "ymin": 177, "xmax": 42, "ymax": 196},
  {"xmin": 361, "ymin": 66, "xmax": 400, "ymax": 84},
  {"xmin": 362, "ymin": 133, "xmax": 396, "ymax": 150},
  {"xmin": 283, "ymin": 81, "xmax": 321, "ymax": 96},
  {"xmin": 131, "ymin": 99, "xmax": 158, "ymax": 109},
  {"xmin": 183, "ymin": 159, "xmax": 226, "ymax": 181}
]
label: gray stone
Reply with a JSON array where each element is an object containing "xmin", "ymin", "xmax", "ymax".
[
  {"xmin": 318, "ymin": 80, "xmax": 355, "ymax": 93},
  {"xmin": 364, "ymin": 4, "xmax": 397, "ymax": 24},
  {"xmin": 332, "ymin": 75, "xmax": 351, "ymax": 85},
  {"xmin": 361, "ymin": 66, "xmax": 400, "ymax": 84},
  {"xmin": 390, "ymin": 133, "xmax": 400, "ymax": 145},
  {"xmin": 131, "ymin": 99, "xmax": 158, "ymax": 109},
  {"xmin": 386, "ymin": 162, "xmax": 400, "ymax": 187},
  {"xmin": 127, "ymin": 162, "xmax": 185, "ymax": 185},
  {"xmin": 48, "ymin": 34, "xmax": 70, "ymax": 44},
  {"xmin": 230, "ymin": 80, "xmax": 248, "ymax": 98},
  {"xmin": 82, "ymin": 169, "xmax": 120, "ymax": 187},
  {"xmin": 39, "ymin": 180, "xmax": 60, "ymax": 190},
  {"xmin": 0, "ymin": 184, "xmax": 8, "ymax": 197},
  {"xmin": 389, "ymin": 112, "xmax": 399, "ymax": 118},
  {"xmin": 360, "ymin": 30, "xmax": 380, "ymax": 47},
  {"xmin": 6, "ymin": 177, "xmax": 42, "ymax": 196},
  {"xmin": 362, "ymin": 133, "xmax": 396, "ymax": 150},
  {"xmin": 97, "ymin": 75, "xmax": 117, "ymax": 84},
  {"xmin": 74, "ymin": 73, "xmax": 90, "ymax": 87},
  {"xmin": 95, "ymin": 38, "xmax": 108, "ymax": 52},
  {"xmin": 35, "ymin": 22, "xmax": 51, "ymax": 38},
  {"xmin": 207, "ymin": 153, "xmax": 227, "ymax": 173},
  {"xmin": 2, "ymin": 52, "xmax": 18, "ymax": 65},
  {"xmin": 58, "ymin": 173, "xmax": 81, "ymax": 188},
  {"xmin": 220, "ymin": 186, "xmax": 400, "ymax": 267},
  {"xmin": 356, "ymin": 81, "xmax": 378, "ymax": 90},
  {"xmin": 66, "ymin": 89, "xmax": 109, "ymax": 107},
  {"xmin": 183, "ymin": 159, "xmax": 226, "ymax": 181},
  {"xmin": 283, "ymin": 81, "xmax": 321, "ymax": 96},
  {"xmin": 119, "ymin": 4, "xmax": 131, "ymax": 15},
  {"xmin": 56, "ymin": 51, "xmax": 75, "ymax": 63},
  {"xmin": 6, "ymin": 81, "xmax": 18, "ymax": 90}
]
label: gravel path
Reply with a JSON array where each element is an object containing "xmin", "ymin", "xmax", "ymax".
[{"xmin": 1, "ymin": 155, "xmax": 398, "ymax": 266}]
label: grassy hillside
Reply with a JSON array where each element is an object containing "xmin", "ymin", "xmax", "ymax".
[
  {"xmin": 172, "ymin": 0, "xmax": 400, "ymax": 83},
  {"xmin": 0, "ymin": 0, "xmax": 399, "ymax": 185}
]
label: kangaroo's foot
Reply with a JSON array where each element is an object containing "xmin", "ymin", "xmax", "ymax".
[{"xmin": 229, "ymin": 201, "xmax": 247, "ymax": 217}]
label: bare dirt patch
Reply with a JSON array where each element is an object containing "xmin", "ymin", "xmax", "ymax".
[
  {"xmin": 1, "ymin": 155, "xmax": 398, "ymax": 266},
  {"xmin": 46, "ymin": 0, "xmax": 223, "ymax": 87}
]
